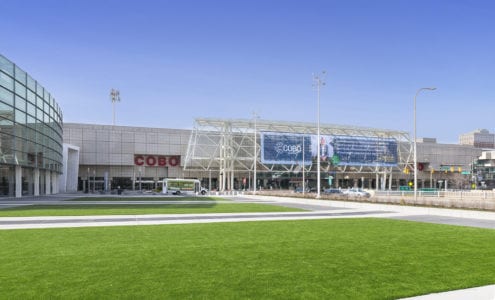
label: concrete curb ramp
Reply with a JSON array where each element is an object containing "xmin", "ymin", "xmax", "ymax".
[{"xmin": 399, "ymin": 284, "xmax": 495, "ymax": 300}]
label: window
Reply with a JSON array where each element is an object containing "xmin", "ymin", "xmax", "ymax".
[
  {"xmin": 36, "ymin": 96, "xmax": 43, "ymax": 109},
  {"xmin": 0, "ymin": 86, "xmax": 14, "ymax": 106},
  {"xmin": 36, "ymin": 83, "xmax": 44, "ymax": 97},
  {"xmin": 0, "ymin": 72, "xmax": 14, "ymax": 90},
  {"xmin": 0, "ymin": 56, "xmax": 14, "ymax": 76},
  {"xmin": 15, "ymin": 95, "xmax": 26, "ymax": 111},
  {"xmin": 27, "ymin": 90, "xmax": 35, "ymax": 104},
  {"xmin": 15, "ymin": 66, "xmax": 26, "ymax": 84},
  {"xmin": 27, "ymin": 102, "xmax": 36, "ymax": 117},
  {"xmin": 27, "ymin": 75, "xmax": 36, "ymax": 91},
  {"xmin": 15, "ymin": 109, "xmax": 26, "ymax": 124},
  {"xmin": 14, "ymin": 81, "xmax": 26, "ymax": 97}
]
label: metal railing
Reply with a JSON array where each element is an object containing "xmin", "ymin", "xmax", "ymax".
[{"xmin": 374, "ymin": 190, "xmax": 495, "ymax": 210}]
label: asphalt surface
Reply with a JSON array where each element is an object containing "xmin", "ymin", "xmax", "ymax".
[{"xmin": 390, "ymin": 214, "xmax": 495, "ymax": 230}]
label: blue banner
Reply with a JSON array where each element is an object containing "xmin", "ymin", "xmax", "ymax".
[
  {"xmin": 261, "ymin": 132, "xmax": 398, "ymax": 167},
  {"xmin": 260, "ymin": 132, "xmax": 312, "ymax": 165},
  {"xmin": 331, "ymin": 135, "xmax": 398, "ymax": 167}
]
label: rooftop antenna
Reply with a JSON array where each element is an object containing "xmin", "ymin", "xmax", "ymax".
[{"xmin": 110, "ymin": 88, "xmax": 120, "ymax": 125}]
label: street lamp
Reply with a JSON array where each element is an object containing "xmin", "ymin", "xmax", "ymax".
[
  {"xmin": 414, "ymin": 87, "xmax": 436, "ymax": 202},
  {"xmin": 302, "ymin": 135, "xmax": 306, "ymax": 194},
  {"xmin": 253, "ymin": 112, "xmax": 258, "ymax": 195},
  {"xmin": 313, "ymin": 71, "xmax": 326, "ymax": 199}
]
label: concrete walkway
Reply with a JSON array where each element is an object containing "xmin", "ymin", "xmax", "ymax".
[
  {"xmin": 1, "ymin": 193, "xmax": 495, "ymax": 299},
  {"xmin": 400, "ymin": 284, "xmax": 495, "ymax": 300},
  {"xmin": 0, "ymin": 209, "xmax": 407, "ymax": 229},
  {"xmin": 2, "ymin": 193, "xmax": 495, "ymax": 230}
]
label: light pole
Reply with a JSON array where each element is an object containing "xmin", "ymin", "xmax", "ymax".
[
  {"xmin": 302, "ymin": 135, "xmax": 305, "ymax": 194},
  {"xmin": 138, "ymin": 167, "xmax": 142, "ymax": 192},
  {"xmin": 313, "ymin": 71, "xmax": 326, "ymax": 199},
  {"xmin": 414, "ymin": 87, "xmax": 436, "ymax": 202},
  {"xmin": 110, "ymin": 88, "xmax": 120, "ymax": 126},
  {"xmin": 253, "ymin": 112, "xmax": 258, "ymax": 195}
]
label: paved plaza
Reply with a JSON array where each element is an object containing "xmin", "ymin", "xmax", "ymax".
[{"xmin": 2, "ymin": 193, "xmax": 495, "ymax": 230}]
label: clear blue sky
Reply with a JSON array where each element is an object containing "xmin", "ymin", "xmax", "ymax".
[{"xmin": 2, "ymin": 0, "xmax": 495, "ymax": 143}]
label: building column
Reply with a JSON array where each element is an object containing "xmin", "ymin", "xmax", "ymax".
[
  {"xmin": 375, "ymin": 173, "xmax": 379, "ymax": 190},
  {"xmin": 15, "ymin": 165, "xmax": 22, "ymax": 198},
  {"xmin": 45, "ymin": 171, "xmax": 51, "ymax": 195},
  {"xmin": 34, "ymin": 169, "xmax": 40, "ymax": 196},
  {"xmin": 52, "ymin": 173, "xmax": 58, "ymax": 194},
  {"xmin": 388, "ymin": 171, "xmax": 393, "ymax": 190},
  {"xmin": 381, "ymin": 172, "xmax": 387, "ymax": 190}
]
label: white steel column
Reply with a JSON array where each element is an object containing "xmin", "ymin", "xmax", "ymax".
[
  {"xmin": 220, "ymin": 131, "xmax": 226, "ymax": 191},
  {"xmin": 388, "ymin": 170, "xmax": 393, "ymax": 190},
  {"xmin": 230, "ymin": 159, "xmax": 234, "ymax": 191},
  {"xmin": 385, "ymin": 172, "xmax": 388, "ymax": 190},
  {"xmin": 375, "ymin": 173, "xmax": 379, "ymax": 191}
]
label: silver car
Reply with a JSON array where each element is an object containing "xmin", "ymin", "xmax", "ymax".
[{"xmin": 343, "ymin": 188, "xmax": 370, "ymax": 198}]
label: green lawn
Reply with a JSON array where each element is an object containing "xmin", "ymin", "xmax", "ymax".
[
  {"xmin": 67, "ymin": 196, "xmax": 227, "ymax": 201},
  {"xmin": 0, "ymin": 203, "xmax": 303, "ymax": 217},
  {"xmin": 1, "ymin": 218, "xmax": 495, "ymax": 299}
]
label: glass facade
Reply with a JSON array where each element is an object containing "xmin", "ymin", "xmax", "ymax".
[{"xmin": 0, "ymin": 55, "xmax": 63, "ymax": 196}]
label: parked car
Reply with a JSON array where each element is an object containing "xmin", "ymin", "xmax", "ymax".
[
  {"xmin": 295, "ymin": 187, "xmax": 316, "ymax": 193},
  {"xmin": 343, "ymin": 188, "xmax": 371, "ymax": 198},
  {"xmin": 323, "ymin": 188, "xmax": 343, "ymax": 195}
]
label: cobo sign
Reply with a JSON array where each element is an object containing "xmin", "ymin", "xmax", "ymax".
[{"xmin": 134, "ymin": 155, "xmax": 180, "ymax": 167}]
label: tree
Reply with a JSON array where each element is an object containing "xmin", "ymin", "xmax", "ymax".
[{"xmin": 449, "ymin": 173, "xmax": 470, "ymax": 189}]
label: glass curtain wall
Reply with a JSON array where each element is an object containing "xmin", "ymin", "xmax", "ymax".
[{"xmin": 0, "ymin": 55, "xmax": 63, "ymax": 197}]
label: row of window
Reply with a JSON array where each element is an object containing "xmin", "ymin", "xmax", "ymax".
[
  {"xmin": 0, "ymin": 115, "xmax": 62, "ymax": 150},
  {"xmin": 0, "ymin": 77, "xmax": 62, "ymax": 122},
  {"xmin": 0, "ymin": 81, "xmax": 62, "ymax": 127},
  {"xmin": 0, "ymin": 55, "xmax": 63, "ymax": 172},
  {"xmin": 0, "ymin": 56, "xmax": 61, "ymax": 108},
  {"xmin": 0, "ymin": 131, "xmax": 62, "ymax": 159},
  {"xmin": 0, "ymin": 134, "xmax": 62, "ymax": 171},
  {"xmin": 0, "ymin": 56, "xmax": 62, "ymax": 124}
]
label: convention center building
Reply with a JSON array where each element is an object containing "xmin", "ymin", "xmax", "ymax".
[
  {"xmin": 62, "ymin": 118, "xmax": 483, "ymax": 194},
  {"xmin": 0, "ymin": 55, "xmax": 63, "ymax": 197}
]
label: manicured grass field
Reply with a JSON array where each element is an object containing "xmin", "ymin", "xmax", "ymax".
[
  {"xmin": 0, "ymin": 203, "xmax": 303, "ymax": 217},
  {"xmin": 67, "ymin": 196, "xmax": 227, "ymax": 201},
  {"xmin": 1, "ymin": 218, "xmax": 494, "ymax": 299}
]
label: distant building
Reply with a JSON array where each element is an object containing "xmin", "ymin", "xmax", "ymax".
[
  {"xmin": 459, "ymin": 129, "xmax": 495, "ymax": 148},
  {"xmin": 473, "ymin": 150, "xmax": 495, "ymax": 189}
]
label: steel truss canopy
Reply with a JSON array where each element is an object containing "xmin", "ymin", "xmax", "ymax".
[{"xmin": 184, "ymin": 117, "xmax": 413, "ymax": 175}]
